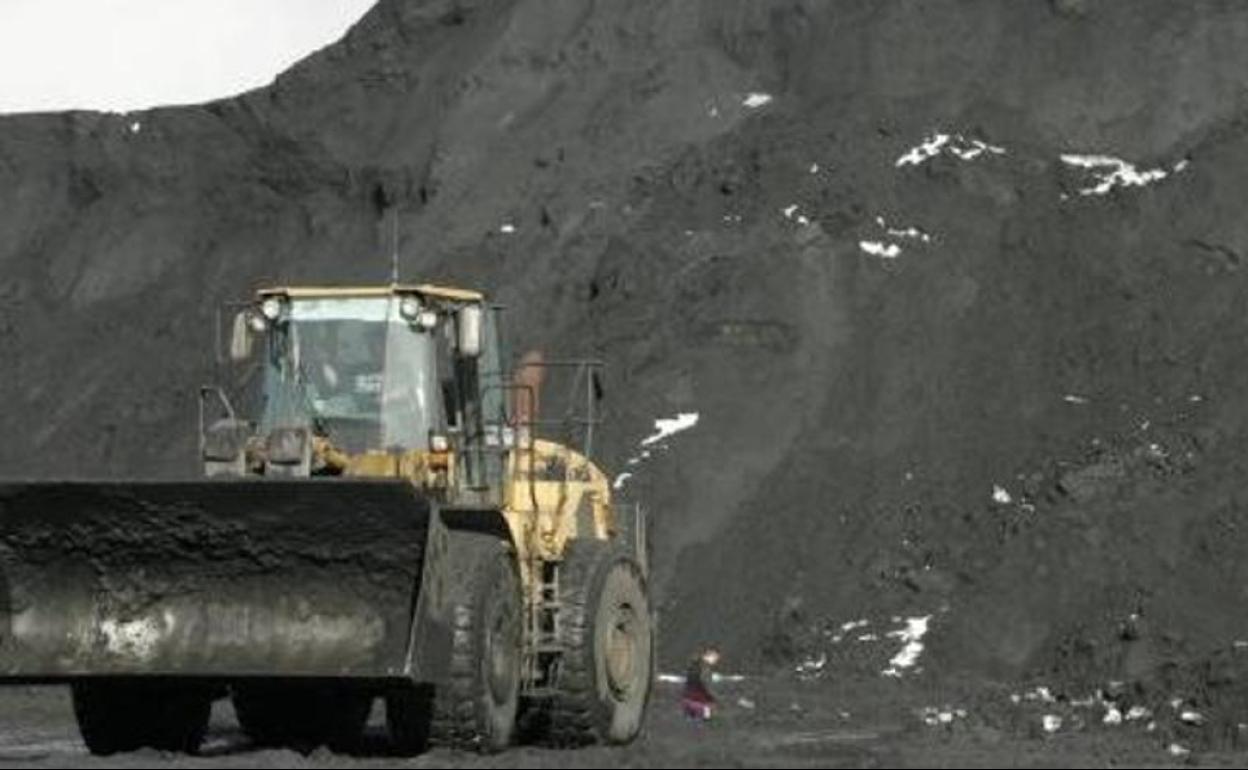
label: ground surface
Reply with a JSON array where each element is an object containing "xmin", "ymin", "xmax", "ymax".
[{"xmin": 0, "ymin": 675, "xmax": 1238, "ymax": 769}]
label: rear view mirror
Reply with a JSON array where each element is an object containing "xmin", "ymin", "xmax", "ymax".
[
  {"xmin": 230, "ymin": 311, "xmax": 255, "ymax": 361},
  {"xmin": 458, "ymin": 304, "xmax": 483, "ymax": 358}
]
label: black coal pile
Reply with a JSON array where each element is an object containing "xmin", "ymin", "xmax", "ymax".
[{"xmin": 5, "ymin": 0, "xmax": 1248, "ymax": 735}]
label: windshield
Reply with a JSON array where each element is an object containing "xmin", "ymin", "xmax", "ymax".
[{"xmin": 261, "ymin": 297, "xmax": 440, "ymax": 453}]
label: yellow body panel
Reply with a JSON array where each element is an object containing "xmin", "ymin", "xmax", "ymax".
[
  {"xmin": 309, "ymin": 436, "xmax": 611, "ymax": 565},
  {"xmin": 503, "ymin": 439, "xmax": 613, "ymax": 560}
]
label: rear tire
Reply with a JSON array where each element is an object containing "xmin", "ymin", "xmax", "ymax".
[
  {"xmin": 549, "ymin": 541, "xmax": 652, "ymax": 746},
  {"xmin": 232, "ymin": 684, "xmax": 372, "ymax": 753},
  {"xmin": 72, "ymin": 681, "xmax": 212, "ymax": 756},
  {"xmin": 387, "ymin": 531, "xmax": 522, "ymax": 754}
]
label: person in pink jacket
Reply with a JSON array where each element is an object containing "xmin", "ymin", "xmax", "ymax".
[{"xmin": 681, "ymin": 648, "xmax": 720, "ymax": 720}]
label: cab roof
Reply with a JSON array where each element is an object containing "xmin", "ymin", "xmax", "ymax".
[{"xmin": 257, "ymin": 283, "xmax": 485, "ymax": 303}]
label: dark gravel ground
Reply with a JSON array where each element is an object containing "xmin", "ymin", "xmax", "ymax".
[{"xmin": 0, "ymin": 674, "xmax": 1239, "ymax": 769}]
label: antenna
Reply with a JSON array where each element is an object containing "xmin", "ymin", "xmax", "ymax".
[{"xmin": 389, "ymin": 207, "xmax": 400, "ymax": 285}]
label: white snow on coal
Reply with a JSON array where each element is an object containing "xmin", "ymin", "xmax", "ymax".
[
  {"xmin": 796, "ymin": 652, "xmax": 828, "ymax": 679},
  {"xmin": 782, "ymin": 204, "xmax": 812, "ymax": 227},
  {"xmin": 897, "ymin": 133, "xmax": 950, "ymax": 166},
  {"xmin": 883, "ymin": 224, "xmax": 932, "ymax": 244},
  {"xmin": 1060, "ymin": 154, "xmax": 1185, "ymax": 196},
  {"xmin": 949, "ymin": 138, "xmax": 1006, "ymax": 160},
  {"xmin": 874, "ymin": 215, "xmax": 933, "ymax": 244},
  {"xmin": 860, "ymin": 241, "xmax": 902, "ymax": 259},
  {"xmin": 920, "ymin": 706, "xmax": 968, "ymax": 726},
  {"xmin": 896, "ymin": 132, "xmax": 1005, "ymax": 167},
  {"xmin": 614, "ymin": 412, "xmax": 701, "ymax": 489},
  {"xmin": 882, "ymin": 615, "xmax": 932, "ymax": 677},
  {"xmin": 640, "ymin": 412, "xmax": 700, "ymax": 447},
  {"xmin": 742, "ymin": 92, "xmax": 774, "ymax": 109}
]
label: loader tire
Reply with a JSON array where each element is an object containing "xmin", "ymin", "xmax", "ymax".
[
  {"xmin": 549, "ymin": 541, "xmax": 652, "ymax": 746},
  {"xmin": 72, "ymin": 681, "xmax": 211, "ymax": 756},
  {"xmin": 388, "ymin": 531, "xmax": 521, "ymax": 754},
  {"xmin": 232, "ymin": 684, "xmax": 372, "ymax": 753}
]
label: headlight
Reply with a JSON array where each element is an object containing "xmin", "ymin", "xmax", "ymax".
[
  {"xmin": 247, "ymin": 312, "xmax": 267, "ymax": 333},
  {"xmin": 260, "ymin": 297, "xmax": 284, "ymax": 321},
  {"xmin": 399, "ymin": 295, "xmax": 421, "ymax": 320},
  {"xmin": 417, "ymin": 310, "xmax": 439, "ymax": 331}
]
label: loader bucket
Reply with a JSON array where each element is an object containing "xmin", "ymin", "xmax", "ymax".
[{"xmin": 0, "ymin": 479, "xmax": 447, "ymax": 682}]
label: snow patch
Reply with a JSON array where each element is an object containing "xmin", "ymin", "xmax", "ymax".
[
  {"xmin": 882, "ymin": 615, "xmax": 931, "ymax": 677},
  {"xmin": 948, "ymin": 138, "xmax": 1006, "ymax": 161},
  {"xmin": 897, "ymin": 133, "xmax": 950, "ymax": 166},
  {"xmin": 743, "ymin": 92, "xmax": 773, "ymax": 109},
  {"xmin": 617, "ymin": 412, "xmax": 700, "ymax": 490},
  {"xmin": 897, "ymin": 132, "xmax": 1005, "ymax": 167},
  {"xmin": 782, "ymin": 204, "xmax": 812, "ymax": 227},
  {"xmin": 796, "ymin": 652, "xmax": 828, "ymax": 679},
  {"xmin": 1016, "ymin": 686, "xmax": 1057, "ymax": 704},
  {"xmin": 886, "ymin": 225, "xmax": 931, "ymax": 243},
  {"xmin": 992, "ymin": 485, "xmax": 1013, "ymax": 505},
  {"xmin": 129, "ymin": 121, "xmax": 142, "ymax": 134},
  {"xmin": 640, "ymin": 412, "xmax": 700, "ymax": 447},
  {"xmin": 1060, "ymin": 154, "xmax": 1177, "ymax": 196},
  {"xmin": 859, "ymin": 240, "xmax": 902, "ymax": 259},
  {"xmin": 921, "ymin": 706, "xmax": 968, "ymax": 727},
  {"xmin": 1042, "ymin": 714, "xmax": 1063, "ymax": 733},
  {"xmin": 875, "ymin": 215, "xmax": 933, "ymax": 245}
]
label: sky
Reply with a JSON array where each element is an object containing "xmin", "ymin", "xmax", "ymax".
[{"xmin": 0, "ymin": 0, "xmax": 377, "ymax": 114}]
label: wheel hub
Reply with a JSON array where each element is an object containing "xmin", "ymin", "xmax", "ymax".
[{"xmin": 605, "ymin": 604, "xmax": 638, "ymax": 699}]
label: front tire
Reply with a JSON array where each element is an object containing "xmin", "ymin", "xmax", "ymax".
[
  {"xmin": 549, "ymin": 542, "xmax": 653, "ymax": 746},
  {"xmin": 72, "ymin": 681, "xmax": 212, "ymax": 756},
  {"xmin": 387, "ymin": 531, "xmax": 522, "ymax": 754},
  {"xmin": 232, "ymin": 684, "xmax": 372, "ymax": 753}
]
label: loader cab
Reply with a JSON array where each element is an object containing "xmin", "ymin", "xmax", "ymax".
[{"xmin": 220, "ymin": 285, "xmax": 507, "ymax": 499}]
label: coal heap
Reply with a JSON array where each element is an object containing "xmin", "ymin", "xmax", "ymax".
[{"xmin": 4, "ymin": 0, "xmax": 1248, "ymax": 722}]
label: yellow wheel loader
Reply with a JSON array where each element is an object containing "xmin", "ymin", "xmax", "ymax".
[{"xmin": 0, "ymin": 284, "xmax": 652, "ymax": 755}]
